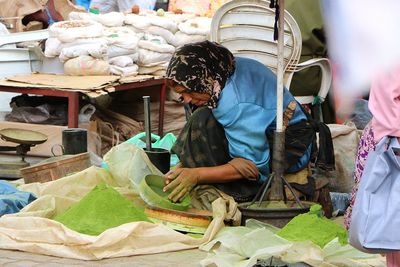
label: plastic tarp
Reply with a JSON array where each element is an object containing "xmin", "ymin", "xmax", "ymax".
[
  {"xmin": 0, "ymin": 180, "xmax": 36, "ymax": 216},
  {"xmin": 0, "ymin": 143, "xmax": 227, "ymax": 260},
  {"xmin": 200, "ymin": 219, "xmax": 385, "ymax": 267},
  {"xmin": 102, "ymin": 132, "xmax": 179, "ymax": 170}
]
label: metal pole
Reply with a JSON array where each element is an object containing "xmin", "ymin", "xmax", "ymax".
[
  {"xmin": 269, "ymin": 0, "xmax": 286, "ymax": 200},
  {"xmin": 276, "ymin": 0, "xmax": 285, "ymax": 133},
  {"xmin": 143, "ymin": 96, "xmax": 152, "ymax": 151}
]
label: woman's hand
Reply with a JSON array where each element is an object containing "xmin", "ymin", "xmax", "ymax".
[{"xmin": 163, "ymin": 166, "xmax": 199, "ymax": 203}]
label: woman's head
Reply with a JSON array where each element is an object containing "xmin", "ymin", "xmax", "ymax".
[
  {"xmin": 166, "ymin": 40, "xmax": 235, "ymax": 108},
  {"xmin": 166, "ymin": 79, "xmax": 211, "ymax": 106}
]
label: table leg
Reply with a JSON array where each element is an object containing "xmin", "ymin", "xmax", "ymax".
[
  {"xmin": 158, "ymin": 80, "xmax": 166, "ymax": 137},
  {"xmin": 68, "ymin": 92, "xmax": 79, "ymax": 128}
]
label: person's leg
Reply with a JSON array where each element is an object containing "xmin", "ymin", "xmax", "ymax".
[
  {"xmin": 344, "ymin": 122, "xmax": 375, "ymax": 229},
  {"xmin": 172, "ymin": 107, "xmax": 259, "ymax": 202},
  {"xmin": 386, "ymin": 252, "xmax": 400, "ymax": 267},
  {"xmin": 172, "ymin": 107, "xmax": 231, "ymax": 168}
]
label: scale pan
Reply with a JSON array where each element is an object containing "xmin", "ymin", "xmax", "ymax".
[{"xmin": 0, "ymin": 128, "xmax": 48, "ymax": 145}]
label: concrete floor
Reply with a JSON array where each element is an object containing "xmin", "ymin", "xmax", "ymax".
[{"xmin": 0, "ymin": 248, "xmax": 208, "ymax": 267}]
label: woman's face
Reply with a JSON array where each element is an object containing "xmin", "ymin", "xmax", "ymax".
[{"xmin": 168, "ymin": 81, "xmax": 211, "ymax": 106}]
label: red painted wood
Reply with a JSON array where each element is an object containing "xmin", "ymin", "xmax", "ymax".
[{"xmin": 0, "ymin": 78, "xmax": 167, "ymax": 135}]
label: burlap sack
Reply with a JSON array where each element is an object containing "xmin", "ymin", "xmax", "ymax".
[{"xmin": 0, "ymin": 0, "xmax": 83, "ymax": 32}]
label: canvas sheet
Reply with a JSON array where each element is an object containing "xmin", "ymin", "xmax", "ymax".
[{"xmin": 0, "ymin": 143, "xmax": 227, "ymax": 260}]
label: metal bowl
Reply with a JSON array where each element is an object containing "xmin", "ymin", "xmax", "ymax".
[
  {"xmin": 238, "ymin": 200, "xmax": 315, "ymax": 228},
  {"xmin": 138, "ymin": 174, "xmax": 191, "ymax": 211},
  {"xmin": 0, "ymin": 128, "xmax": 47, "ymax": 145}
]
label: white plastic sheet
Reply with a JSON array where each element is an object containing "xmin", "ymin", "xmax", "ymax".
[{"xmin": 200, "ymin": 219, "xmax": 385, "ymax": 267}]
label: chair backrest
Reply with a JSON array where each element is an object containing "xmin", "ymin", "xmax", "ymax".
[{"xmin": 209, "ymin": 0, "xmax": 302, "ymax": 89}]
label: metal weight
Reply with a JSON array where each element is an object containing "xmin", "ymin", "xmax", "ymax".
[{"xmin": 62, "ymin": 128, "xmax": 87, "ymax": 155}]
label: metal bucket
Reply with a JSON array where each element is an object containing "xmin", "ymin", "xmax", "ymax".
[
  {"xmin": 62, "ymin": 128, "xmax": 87, "ymax": 155},
  {"xmin": 145, "ymin": 148, "xmax": 171, "ymax": 174},
  {"xmin": 238, "ymin": 200, "xmax": 314, "ymax": 228}
]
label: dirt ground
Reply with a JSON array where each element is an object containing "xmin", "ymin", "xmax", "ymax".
[{"xmin": 0, "ymin": 248, "xmax": 207, "ymax": 266}]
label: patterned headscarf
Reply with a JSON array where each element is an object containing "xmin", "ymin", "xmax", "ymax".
[{"xmin": 166, "ymin": 40, "xmax": 236, "ymax": 109}]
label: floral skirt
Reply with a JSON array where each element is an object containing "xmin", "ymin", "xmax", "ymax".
[
  {"xmin": 343, "ymin": 122, "xmax": 400, "ymax": 263},
  {"xmin": 344, "ymin": 122, "xmax": 376, "ymax": 230}
]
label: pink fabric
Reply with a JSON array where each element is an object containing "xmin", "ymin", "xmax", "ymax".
[
  {"xmin": 387, "ymin": 252, "xmax": 400, "ymax": 267},
  {"xmin": 344, "ymin": 122, "xmax": 375, "ymax": 230},
  {"xmin": 367, "ymin": 68, "xmax": 400, "ymax": 265},
  {"xmin": 369, "ymin": 67, "xmax": 400, "ymax": 142}
]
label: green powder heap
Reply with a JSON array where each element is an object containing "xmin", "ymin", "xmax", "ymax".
[
  {"xmin": 276, "ymin": 204, "xmax": 348, "ymax": 248},
  {"xmin": 54, "ymin": 184, "xmax": 151, "ymax": 236}
]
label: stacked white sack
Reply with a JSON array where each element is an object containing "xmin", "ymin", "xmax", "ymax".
[
  {"xmin": 104, "ymin": 27, "xmax": 140, "ymax": 76},
  {"xmin": 125, "ymin": 12, "xmax": 179, "ymax": 46},
  {"xmin": 137, "ymin": 34, "xmax": 174, "ymax": 75},
  {"xmin": 174, "ymin": 17, "xmax": 211, "ymax": 47},
  {"xmin": 45, "ymin": 20, "xmax": 109, "ymax": 75},
  {"xmin": 124, "ymin": 13, "xmax": 151, "ymax": 33},
  {"xmin": 125, "ymin": 12, "xmax": 177, "ymax": 75},
  {"xmin": 69, "ymin": 11, "xmax": 125, "ymax": 27},
  {"xmin": 68, "ymin": 12, "xmax": 140, "ymax": 77}
]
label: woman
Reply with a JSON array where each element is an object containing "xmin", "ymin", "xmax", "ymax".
[
  {"xmin": 344, "ymin": 67, "xmax": 400, "ymax": 266},
  {"xmin": 163, "ymin": 41, "xmax": 333, "ymax": 203}
]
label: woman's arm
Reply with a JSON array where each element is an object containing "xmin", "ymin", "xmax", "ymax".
[
  {"xmin": 163, "ymin": 158, "xmax": 259, "ymax": 202},
  {"xmin": 163, "ymin": 164, "xmax": 243, "ymax": 202}
]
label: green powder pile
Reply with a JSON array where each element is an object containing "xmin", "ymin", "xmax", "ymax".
[
  {"xmin": 276, "ymin": 204, "xmax": 348, "ymax": 248},
  {"xmin": 248, "ymin": 201, "xmax": 300, "ymax": 209},
  {"xmin": 54, "ymin": 184, "xmax": 151, "ymax": 236}
]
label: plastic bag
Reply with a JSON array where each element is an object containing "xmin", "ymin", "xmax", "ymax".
[
  {"xmin": 102, "ymin": 132, "xmax": 179, "ymax": 171},
  {"xmin": 5, "ymin": 103, "xmax": 67, "ymax": 125},
  {"xmin": 103, "ymin": 142, "xmax": 162, "ymax": 188},
  {"xmin": 125, "ymin": 132, "xmax": 179, "ymax": 166}
]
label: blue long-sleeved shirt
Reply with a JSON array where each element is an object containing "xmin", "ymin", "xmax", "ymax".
[{"xmin": 212, "ymin": 57, "xmax": 311, "ymax": 182}]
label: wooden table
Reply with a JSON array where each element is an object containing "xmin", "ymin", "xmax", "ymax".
[{"xmin": 0, "ymin": 77, "xmax": 167, "ymax": 136}]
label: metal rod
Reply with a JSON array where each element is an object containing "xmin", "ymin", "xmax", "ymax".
[
  {"xmin": 247, "ymin": 172, "xmax": 274, "ymax": 208},
  {"xmin": 269, "ymin": 0, "xmax": 286, "ymax": 202},
  {"xmin": 0, "ymin": 146, "xmax": 17, "ymax": 152},
  {"xmin": 276, "ymin": 0, "xmax": 285, "ymax": 132},
  {"xmin": 257, "ymin": 173, "xmax": 274, "ymax": 207},
  {"xmin": 269, "ymin": 130, "xmax": 285, "ymax": 200},
  {"xmin": 143, "ymin": 96, "xmax": 152, "ymax": 151},
  {"xmin": 281, "ymin": 174, "xmax": 304, "ymax": 208}
]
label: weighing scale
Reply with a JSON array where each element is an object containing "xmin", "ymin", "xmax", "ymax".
[{"xmin": 0, "ymin": 128, "xmax": 47, "ymax": 179}]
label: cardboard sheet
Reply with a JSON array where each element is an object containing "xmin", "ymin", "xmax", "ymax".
[
  {"xmin": 3, "ymin": 74, "xmax": 120, "ymax": 90},
  {"xmin": 0, "ymin": 74, "xmax": 164, "ymax": 98}
]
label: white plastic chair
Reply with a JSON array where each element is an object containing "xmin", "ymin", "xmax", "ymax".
[{"xmin": 209, "ymin": 0, "xmax": 332, "ymax": 106}]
